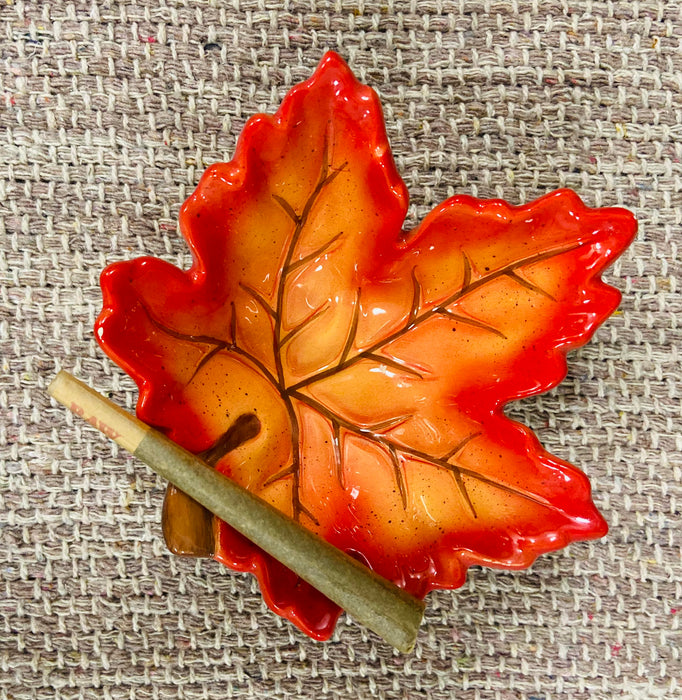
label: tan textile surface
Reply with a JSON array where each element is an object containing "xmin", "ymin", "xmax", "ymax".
[{"xmin": 1, "ymin": 1, "xmax": 679, "ymax": 698}]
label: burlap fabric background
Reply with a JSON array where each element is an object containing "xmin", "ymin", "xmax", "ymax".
[{"xmin": 1, "ymin": 1, "xmax": 680, "ymax": 698}]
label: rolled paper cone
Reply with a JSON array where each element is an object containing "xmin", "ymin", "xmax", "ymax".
[{"xmin": 48, "ymin": 371, "xmax": 425, "ymax": 652}]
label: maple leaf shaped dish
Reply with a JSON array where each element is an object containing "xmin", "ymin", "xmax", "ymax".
[{"xmin": 96, "ymin": 52, "xmax": 636, "ymax": 640}]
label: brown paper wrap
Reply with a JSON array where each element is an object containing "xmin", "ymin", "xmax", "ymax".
[{"xmin": 48, "ymin": 371, "xmax": 425, "ymax": 652}]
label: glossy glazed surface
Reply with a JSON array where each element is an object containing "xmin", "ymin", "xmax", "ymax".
[{"xmin": 96, "ymin": 52, "xmax": 637, "ymax": 640}]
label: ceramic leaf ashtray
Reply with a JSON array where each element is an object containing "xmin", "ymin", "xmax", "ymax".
[{"xmin": 95, "ymin": 53, "xmax": 636, "ymax": 641}]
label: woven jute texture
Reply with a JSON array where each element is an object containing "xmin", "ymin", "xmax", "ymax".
[{"xmin": 1, "ymin": 1, "xmax": 680, "ymax": 698}]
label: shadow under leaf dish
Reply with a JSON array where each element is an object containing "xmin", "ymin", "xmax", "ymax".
[{"xmin": 95, "ymin": 52, "xmax": 637, "ymax": 640}]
